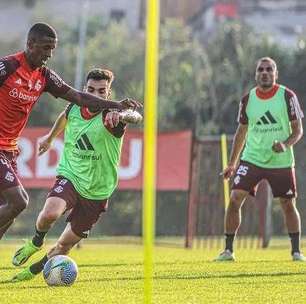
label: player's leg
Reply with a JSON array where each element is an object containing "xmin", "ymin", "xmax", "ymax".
[
  {"xmin": 11, "ymin": 223, "xmax": 81, "ymax": 282},
  {"xmin": 267, "ymin": 167, "xmax": 304, "ymax": 261},
  {"xmin": 0, "ymin": 186, "xmax": 28, "ymax": 231},
  {"xmin": 12, "ymin": 197, "xmax": 67, "ymax": 267},
  {"xmin": 0, "ymin": 220, "xmax": 14, "ymax": 239},
  {"xmin": 0, "ymin": 152, "xmax": 30, "ymax": 238},
  {"xmin": 12, "ymin": 177, "xmax": 76, "ymax": 266},
  {"xmin": 215, "ymin": 161, "xmax": 263, "ymax": 261},
  {"xmin": 12, "ymin": 197, "xmax": 108, "ymax": 282},
  {"xmin": 0, "ymin": 151, "xmax": 29, "ymax": 236},
  {"xmin": 214, "ymin": 189, "xmax": 248, "ymax": 261},
  {"xmin": 0, "ymin": 194, "xmax": 14, "ymax": 238},
  {"xmin": 279, "ymin": 197, "xmax": 304, "ymax": 260}
]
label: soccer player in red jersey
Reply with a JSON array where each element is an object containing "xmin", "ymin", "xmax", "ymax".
[{"xmin": 0, "ymin": 23, "xmax": 141, "ymax": 239}]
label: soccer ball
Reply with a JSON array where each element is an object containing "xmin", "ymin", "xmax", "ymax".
[{"xmin": 43, "ymin": 255, "xmax": 78, "ymax": 286}]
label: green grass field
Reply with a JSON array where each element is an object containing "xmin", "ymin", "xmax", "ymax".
[{"xmin": 1, "ymin": 239, "xmax": 306, "ymax": 304}]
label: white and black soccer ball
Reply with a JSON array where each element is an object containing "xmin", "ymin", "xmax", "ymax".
[{"xmin": 43, "ymin": 255, "xmax": 78, "ymax": 286}]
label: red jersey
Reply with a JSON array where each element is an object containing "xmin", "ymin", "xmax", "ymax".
[{"xmin": 0, "ymin": 51, "xmax": 71, "ymax": 151}]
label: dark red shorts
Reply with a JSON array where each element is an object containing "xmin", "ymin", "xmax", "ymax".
[
  {"xmin": 232, "ymin": 160, "xmax": 296, "ymax": 198},
  {"xmin": 0, "ymin": 150, "xmax": 21, "ymax": 191},
  {"xmin": 47, "ymin": 176, "xmax": 108, "ymax": 238}
]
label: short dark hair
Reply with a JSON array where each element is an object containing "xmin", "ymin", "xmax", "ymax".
[
  {"xmin": 256, "ymin": 57, "xmax": 277, "ymax": 71},
  {"xmin": 86, "ymin": 68, "xmax": 114, "ymax": 85},
  {"xmin": 27, "ymin": 22, "xmax": 57, "ymax": 41}
]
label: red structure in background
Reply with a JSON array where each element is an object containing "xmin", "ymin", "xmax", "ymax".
[
  {"xmin": 214, "ymin": 1, "xmax": 238, "ymax": 19},
  {"xmin": 18, "ymin": 128, "xmax": 192, "ymax": 191}
]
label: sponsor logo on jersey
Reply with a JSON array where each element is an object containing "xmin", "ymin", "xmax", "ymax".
[
  {"xmin": 254, "ymin": 111, "xmax": 283, "ymax": 133},
  {"xmin": 286, "ymin": 189, "xmax": 293, "ymax": 195},
  {"xmin": 49, "ymin": 72, "xmax": 63, "ymax": 87},
  {"xmin": 15, "ymin": 78, "xmax": 22, "ymax": 85},
  {"xmin": 256, "ymin": 111, "xmax": 277, "ymax": 125},
  {"xmin": 9, "ymin": 88, "xmax": 39, "ymax": 103},
  {"xmin": 75, "ymin": 134, "xmax": 95, "ymax": 151}
]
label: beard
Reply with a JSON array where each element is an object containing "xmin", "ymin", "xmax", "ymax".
[{"xmin": 259, "ymin": 79, "xmax": 273, "ymax": 88}]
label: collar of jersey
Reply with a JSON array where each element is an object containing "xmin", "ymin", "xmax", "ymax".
[
  {"xmin": 80, "ymin": 107, "xmax": 100, "ymax": 120},
  {"xmin": 256, "ymin": 84, "xmax": 279, "ymax": 100}
]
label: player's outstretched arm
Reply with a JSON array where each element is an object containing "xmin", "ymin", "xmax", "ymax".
[
  {"xmin": 38, "ymin": 111, "xmax": 67, "ymax": 156},
  {"xmin": 58, "ymin": 87, "xmax": 142, "ymax": 112}
]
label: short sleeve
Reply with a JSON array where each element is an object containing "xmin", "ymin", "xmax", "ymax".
[
  {"xmin": 0, "ymin": 57, "xmax": 20, "ymax": 87},
  {"xmin": 284, "ymin": 88, "xmax": 304, "ymax": 121},
  {"xmin": 44, "ymin": 68, "xmax": 71, "ymax": 98},
  {"xmin": 237, "ymin": 93, "xmax": 249, "ymax": 124}
]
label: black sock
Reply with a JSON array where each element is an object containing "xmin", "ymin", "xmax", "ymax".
[
  {"xmin": 32, "ymin": 227, "xmax": 47, "ymax": 247},
  {"xmin": 225, "ymin": 233, "xmax": 235, "ymax": 253},
  {"xmin": 29, "ymin": 254, "xmax": 48, "ymax": 275},
  {"xmin": 289, "ymin": 232, "xmax": 300, "ymax": 255}
]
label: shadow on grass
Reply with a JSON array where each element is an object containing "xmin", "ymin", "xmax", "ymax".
[
  {"xmin": 77, "ymin": 260, "xmax": 208, "ymax": 268},
  {"xmin": 0, "ymin": 266, "xmax": 16, "ymax": 270},
  {"xmin": 77, "ymin": 271, "xmax": 306, "ymax": 283},
  {"xmin": 0, "ymin": 271, "xmax": 304, "ymax": 288}
]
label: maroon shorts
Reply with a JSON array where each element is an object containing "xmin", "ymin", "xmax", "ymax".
[
  {"xmin": 0, "ymin": 150, "xmax": 21, "ymax": 191},
  {"xmin": 47, "ymin": 176, "xmax": 108, "ymax": 238},
  {"xmin": 231, "ymin": 160, "xmax": 297, "ymax": 198}
]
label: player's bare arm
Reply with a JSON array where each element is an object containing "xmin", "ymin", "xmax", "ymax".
[
  {"xmin": 223, "ymin": 123, "xmax": 248, "ymax": 179},
  {"xmin": 272, "ymin": 119, "xmax": 303, "ymax": 153},
  {"xmin": 38, "ymin": 111, "xmax": 67, "ymax": 155},
  {"xmin": 59, "ymin": 87, "xmax": 142, "ymax": 112}
]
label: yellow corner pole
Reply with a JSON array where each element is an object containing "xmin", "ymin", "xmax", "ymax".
[
  {"xmin": 220, "ymin": 134, "xmax": 230, "ymax": 209},
  {"xmin": 143, "ymin": 0, "xmax": 160, "ymax": 303}
]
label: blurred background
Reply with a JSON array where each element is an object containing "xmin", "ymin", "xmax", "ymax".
[{"xmin": 2, "ymin": 0, "xmax": 306, "ymax": 248}]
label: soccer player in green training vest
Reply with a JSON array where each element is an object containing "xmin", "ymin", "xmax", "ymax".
[
  {"xmin": 11, "ymin": 68, "xmax": 142, "ymax": 282},
  {"xmin": 214, "ymin": 57, "xmax": 305, "ymax": 262}
]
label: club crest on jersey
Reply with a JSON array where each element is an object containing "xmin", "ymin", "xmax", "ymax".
[
  {"xmin": 26, "ymin": 80, "xmax": 42, "ymax": 92},
  {"xmin": 28, "ymin": 80, "xmax": 33, "ymax": 90},
  {"xmin": 5, "ymin": 171, "xmax": 15, "ymax": 182}
]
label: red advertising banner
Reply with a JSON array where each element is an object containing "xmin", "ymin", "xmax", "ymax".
[{"xmin": 17, "ymin": 128, "xmax": 192, "ymax": 191}]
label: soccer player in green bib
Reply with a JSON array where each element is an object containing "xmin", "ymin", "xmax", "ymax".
[
  {"xmin": 11, "ymin": 68, "xmax": 142, "ymax": 281},
  {"xmin": 215, "ymin": 57, "xmax": 304, "ymax": 262}
]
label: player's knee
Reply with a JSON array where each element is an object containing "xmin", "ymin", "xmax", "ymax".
[
  {"xmin": 229, "ymin": 193, "xmax": 243, "ymax": 211},
  {"xmin": 39, "ymin": 209, "xmax": 61, "ymax": 224},
  {"xmin": 281, "ymin": 199, "xmax": 297, "ymax": 213}
]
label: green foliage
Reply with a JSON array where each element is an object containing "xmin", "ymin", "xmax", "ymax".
[{"xmin": 4, "ymin": 16, "xmax": 306, "ymax": 237}]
